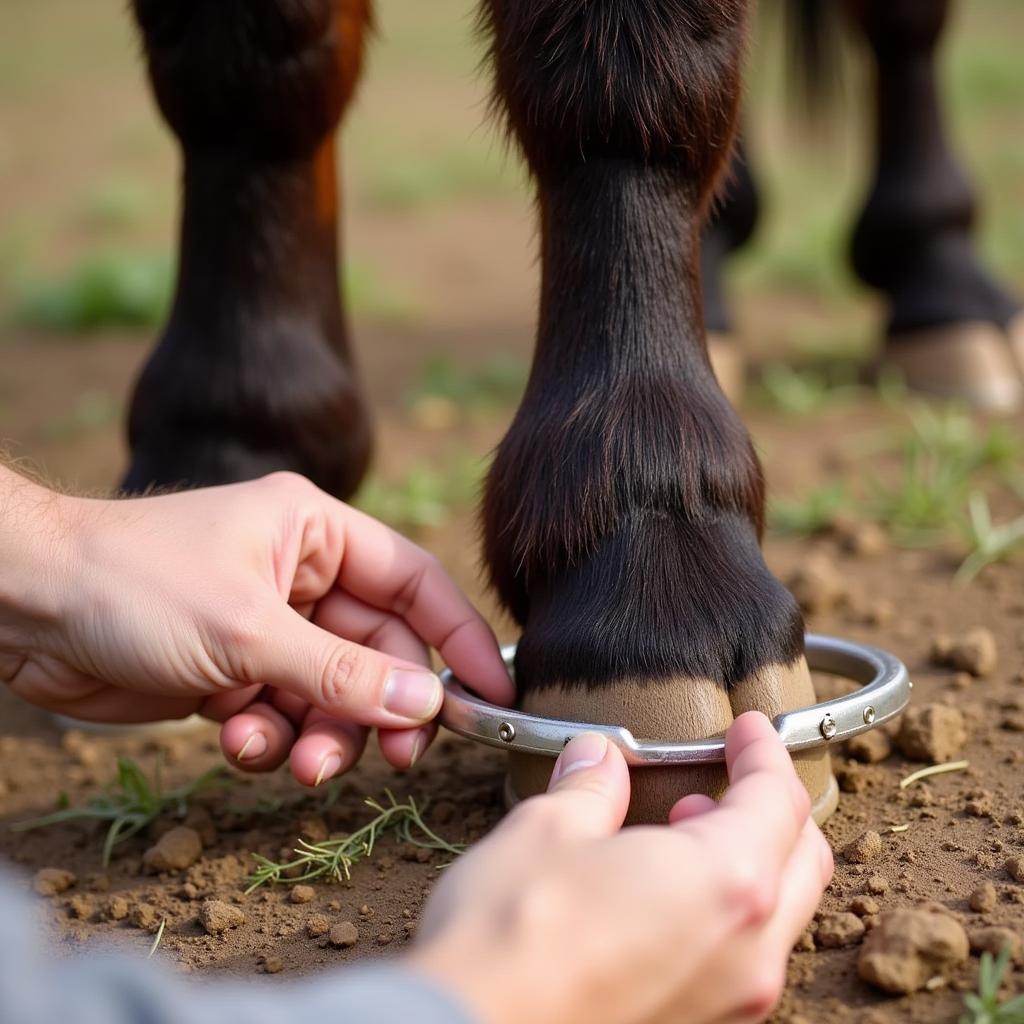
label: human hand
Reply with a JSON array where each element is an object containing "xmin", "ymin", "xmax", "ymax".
[
  {"xmin": 410, "ymin": 712, "xmax": 833, "ymax": 1024},
  {"xmin": 0, "ymin": 469, "xmax": 512, "ymax": 785}
]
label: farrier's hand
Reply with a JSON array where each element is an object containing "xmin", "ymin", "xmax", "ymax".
[
  {"xmin": 410, "ymin": 712, "xmax": 833, "ymax": 1024},
  {"xmin": 0, "ymin": 468, "xmax": 512, "ymax": 785}
]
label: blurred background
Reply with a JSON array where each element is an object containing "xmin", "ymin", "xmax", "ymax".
[{"xmin": 1, "ymin": 0, "xmax": 1022, "ymax": 607}]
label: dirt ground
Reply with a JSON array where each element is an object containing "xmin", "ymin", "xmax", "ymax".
[{"xmin": 2, "ymin": 1, "xmax": 1024, "ymax": 1021}]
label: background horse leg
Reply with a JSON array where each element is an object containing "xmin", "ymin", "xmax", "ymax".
[
  {"xmin": 847, "ymin": 0, "xmax": 1024, "ymax": 410},
  {"xmin": 700, "ymin": 136, "xmax": 760, "ymax": 405},
  {"xmin": 479, "ymin": 0, "xmax": 836, "ymax": 824},
  {"xmin": 122, "ymin": 0, "xmax": 373, "ymax": 496}
]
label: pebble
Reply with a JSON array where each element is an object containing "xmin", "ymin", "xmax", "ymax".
[
  {"xmin": 104, "ymin": 895, "xmax": 131, "ymax": 921},
  {"xmin": 143, "ymin": 827, "xmax": 203, "ymax": 873},
  {"xmin": 1007, "ymin": 856, "xmax": 1024, "ymax": 883},
  {"xmin": 844, "ymin": 831, "xmax": 883, "ymax": 864},
  {"xmin": 306, "ymin": 914, "xmax": 330, "ymax": 938},
  {"xmin": 816, "ymin": 912, "xmax": 866, "ymax": 948},
  {"xmin": 849, "ymin": 896, "xmax": 880, "ymax": 917},
  {"xmin": 969, "ymin": 882, "xmax": 998, "ymax": 914},
  {"xmin": 258, "ymin": 956, "xmax": 285, "ymax": 975},
  {"xmin": 930, "ymin": 628, "xmax": 998, "ymax": 678},
  {"xmin": 131, "ymin": 903, "xmax": 160, "ymax": 930},
  {"xmin": 857, "ymin": 909, "xmax": 969, "ymax": 995},
  {"xmin": 199, "ymin": 899, "xmax": 245, "ymax": 934},
  {"xmin": 289, "ymin": 885, "xmax": 316, "ymax": 905},
  {"xmin": 896, "ymin": 704, "xmax": 968, "ymax": 762},
  {"xmin": 866, "ymin": 875, "xmax": 891, "ymax": 896},
  {"xmin": 328, "ymin": 921, "xmax": 359, "ymax": 949}
]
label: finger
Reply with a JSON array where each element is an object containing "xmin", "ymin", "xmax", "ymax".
[
  {"xmin": 219, "ymin": 702, "xmax": 296, "ymax": 771},
  {"xmin": 288, "ymin": 713, "xmax": 369, "ymax": 787},
  {"xmin": 668, "ymin": 794, "xmax": 717, "ymax": 823},
  {"xmin": 378, "ymin": 723, "xmax": 437, "ymax": 770},
  {"xmin": 720, "ymin": 710, "xmax": 809, "ymax": 846},
  {"xmin": 506, "ymin": 732, "xmax": 631, "ymax": 844},
  {"xmin": 314, "ymin": 590, "xmax": 432, "ymax": 667},
  {"xmin": 324, "ymin": 502, "xmax": 514, "ymax": 706},
  {"xmin": 248, "ymin": 602, "xmax": 445, "ymax": 728},
  {"xmin": 201, "ymin": 684, "xmax": 263, "ymax": 723},
  {"xmin": 268, "ymin": 688, "xmax": 314, "ymax": 727}
]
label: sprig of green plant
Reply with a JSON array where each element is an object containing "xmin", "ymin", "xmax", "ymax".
[
  {"xmin": 757, "ymin": 363, "xmax": 859, "ymax": 417},
  {"xmin": 11, "ymin": 756, "xmax": 228, "ymax": 866},
  {"xmin": 960, "ymin": 947, "xmax": 1024, "ymax": 1024},
  {"xmin": 768, "ymin": 482, "xmax": 849, "ymax": 536},
  {"xmin": 244, "ymin": 791, "xmax": 463, "ymax": 893},
  {"xmin": 956, "ymin": 492, "xmax": 1024, "ymax": 582}
]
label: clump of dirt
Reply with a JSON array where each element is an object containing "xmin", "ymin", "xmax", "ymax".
[
  {"xmin": 895, "ymin": 704, "xmax": 968, "ymax": 762},
  {"xmin": 857, "ymin": 909, "xmax": 969, "ymax": 995},
  {"xmin": 200, "ymin": 899, "xmax": 246, "ymax": 935},
  {"xmin": 143, "ymin": 826, "xmax": 203, "ymax": 873},
  {"xmin": 930, "ymin": 628, "xmax": 999, "ymax": 678},
  {"xmin": 33, "ymin": 867, "xmax": 76, "ymax": 896},
  {"xmin": 787, "ymin": 555, "xmax": 846, "ymax": 614},
  {"xmin": 844, "ymin": 830, "xmax": 883, "ymax": 864}
]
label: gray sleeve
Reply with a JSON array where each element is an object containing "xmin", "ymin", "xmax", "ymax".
[{"xmin": 0, "ymin": 871, "xmax": 477, "ymax": 1024}]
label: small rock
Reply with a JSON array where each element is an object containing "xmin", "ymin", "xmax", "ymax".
[
  {"xmin": 131, "ymin": 903, "xmax": 160, "ymax": 930},
  {"xmin": 857, "ymin": 909, "xmax": 969, "ymax": 994},
  {"xmin": 896, "ymin": 704, "xmax": 967, "ymax": 762},
  {"xmin": 1007, "ymin": 856, "xmax": 1024, "ymax": 883},
  {"xmin": 289, "ymin": 885, "xmax": 315, "ymax": 905},
  {"xmin": 787, "ymin": 556, "xmax": 845, "ymax": 615},
  {"xmin": 930, "ymin": 628, "xmax": 998, "ymax": 678},
  {"xmin": 294, "ymin": 817, "xmax": 329, "ymax": 844},
  {"xmin": 259, "ymin": 955, "xmax": 285, "ymax": 975},
  {"xmin": 306, "ymin": 914, "xmax": 329, "ymax": 938},
  {"xmin": 969, "ymin": 882, "xmax": 998, "ymax": 914},
  {"xmin": 849, "ymin": 896, "xmax": 881, "ymax": 917},
  {"xmin": 143, "ymin": 826, "xmax": 203, "ymax": 873},
  {"xmin": 33, "ymin": 868, "xmax": 76, "ymax": 897},
  {"xmin": 794, "ymin": 931, "xmax": 816, "ymax": 952},
  {"xmin": 845, "ymin": 830, "xmax": 883, "ymax": 864},
  {"xmin": 846, "ymin": 731, "xmax": 892, "ymax": 764},
  {"xmin": 199, "ymin": 899, "xmax": 245, "ymax": 934},
  {"xmin": 833, "ymin": 519, "xmax": 889, "ymax": 558},
  {"xmin": 866, "ymin": 875, "xmax": 891, "ymax": 896},
  {"xmin": 969, "ymin": 927, "xmax": 1021, "ymax": 962},
  {"xmin": 328, "ymin": 921, "xmax": 359, "ymax": 948},
  {"xmin": 816, "ymin": 912, "xmax": 866, "ymax": 948}
]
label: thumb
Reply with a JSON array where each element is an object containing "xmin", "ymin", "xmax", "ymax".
[
  {"xmin": 250, "ymin": 602, "xmax": 444, "ymax": 728},
  {"xmin": 538, "ymin": 732, "xmax": 632, "ymax": 841}
]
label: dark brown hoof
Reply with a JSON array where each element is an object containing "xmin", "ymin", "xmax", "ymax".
[
  {"xmin": 881, "ymin": 322, "xmax": 1023, "ymax": 412},
  {"xmin": 505, "ymin": 656, "xmax": 838, "ymax": 827}
]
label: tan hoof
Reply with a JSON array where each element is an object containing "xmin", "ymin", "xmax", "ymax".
[
  {"xmin": 708, "ymin": 331, "xmax": 745, "ymax": 407},
  {"xmin": 506, "ymin": 657, "xmax": 838, "ymax": 827},
  {"xmin": 881, "ymin": 321, "xmax": 1023, "ymax": 413}
]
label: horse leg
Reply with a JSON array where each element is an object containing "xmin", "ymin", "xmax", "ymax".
[
  {"xmin": 700, "ymin": 135, "xmax": 760, "ymax": 405},
  {"xmin": 480, "ymin": 0, "xmax": 836, "ymax": 825},
  {"xmin": 122, "ymin": 0, "xmax": 373, "ymax": 496},
  {"xmin": 847, "ymin": 0, "xmax": 1023, "ymax": 410}
]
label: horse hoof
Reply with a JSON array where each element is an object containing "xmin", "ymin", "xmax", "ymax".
[
  {"xmin": 881, "ymin": 321, "xmax": 1023, "ymax": 412},
  {"xmin": 504, "ymin": 656, "xmax": 839, "ymax": 827},
  {"xmin": 707, "ymin": 331, "xmax": 745, "ymax": 407}
]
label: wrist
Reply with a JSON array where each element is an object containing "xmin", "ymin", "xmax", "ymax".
[{"xmin": 0, "ymin": 466, "xmax": 83, "ymax": 657}]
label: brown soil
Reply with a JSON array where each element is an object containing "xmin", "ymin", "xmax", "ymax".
[{"xmin": 1, "ymin": 320, "xmax": 1023, "ymax": 1022}]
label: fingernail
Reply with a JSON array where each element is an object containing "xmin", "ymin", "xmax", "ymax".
[
  {"xmin": 384, "ymin": 670, "xmax": 443, "ymax": 721},
  {"xmin": 315, "ymin": 753, "xmax": 342, "ymax": 787},
  {"xmin": 236, "ymin": 732, "xmax": 267, "ymax": 762},
  {"xmin": 551, "ymin": 732, "xmax": 608, "ymax": 784},
  {"xmin": 409, "ymin": 732, "xmax": 426, "ymax": 768}
]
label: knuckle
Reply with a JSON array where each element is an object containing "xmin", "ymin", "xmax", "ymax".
[
  {"xmin": 738, "ymin": 965, "xmax": 785, "ymax": 1021},
  {"xmin": 722, "ymin": 861, "xmax": 775, "ymax": 926},
  {"xmin": 317, "ymin": 643, "xmax": 365, "ymax": 709}
]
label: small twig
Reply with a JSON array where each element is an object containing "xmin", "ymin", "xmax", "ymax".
[
  {"xmin": 244, "ymin": 790, "xmax": 464, "ymax": 894},
  {"xmin": 147, "ymin": 918, "xmax": 166, "ymax": 959},
  {"xmin": 899, "ymin": 760, "xmax": 969, "ymax": 790}
]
